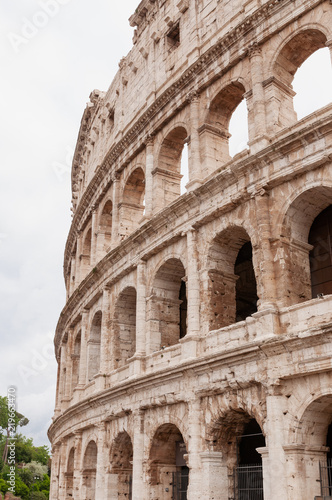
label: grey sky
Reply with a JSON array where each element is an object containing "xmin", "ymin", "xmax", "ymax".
[{"xmin": 0, "ymin": 0, "xmax": 331, "ymax": 449}]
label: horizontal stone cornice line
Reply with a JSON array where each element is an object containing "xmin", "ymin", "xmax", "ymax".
[
  {"xmin": 65, "ymin": 0, "xmax": 323, "ymax": 275},
  {"xmin": 49, "ymin": 320, "xmax": 332, "ymax": 443}
]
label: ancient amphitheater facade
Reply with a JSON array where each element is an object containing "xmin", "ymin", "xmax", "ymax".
[{"xmin": 48, "ymin": 0, "xmax": 332, "ymax": 498}]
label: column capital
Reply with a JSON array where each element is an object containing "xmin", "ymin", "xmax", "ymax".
[
  {"xmin": 144, "ymin": 133, "xmax": 155, "ymax": 146},
  {"xmin": 186, "ymin": 89, "xmax": 199, "ymax": 103},
  {"xmin": 247, "ymin": 42, "xmax": 262, "ymax": 58}
]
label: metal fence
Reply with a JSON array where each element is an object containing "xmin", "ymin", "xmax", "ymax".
[
  {"xmin": 319, "ymin": 459, "xmax": 332, "ymax": 497},
  {"xmin": 172, "ymin": 468, "xmax": 189, "ymax": 500},
  {"xmin": 233, "ymin": 464, "xmax": 264, "ymax": 500}
]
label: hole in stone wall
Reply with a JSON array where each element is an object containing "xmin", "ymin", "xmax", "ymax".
[
  {"xmin": 235, "ymin": 242, "xmax": 258, "ymax": 322},
  {"xmin": 309, "ymin": 205, "xmax": 332, "ymax": 298},
  {"xmin": 167, "ymin": 22, "xmax": 180, "ymax": 50},
  {"xmin": 293, "ymin": 47, "xmax": 332, "ymax": 120},
  {"xmin": 180, "ymin": 142, "xmax": 188, "ymax": 194},
  {"xmin": 229, "ymin": 99, "xmax": 249, "ymax": 157}
]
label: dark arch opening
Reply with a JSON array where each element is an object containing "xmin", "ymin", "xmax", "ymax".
[
  {"xmin": 235, "ymin": 242, "xmax": 258, "ymax": 321},
  {"xmin": 309, "ymin": 205, "xmax": 332, "ymax": 298},
  {"xmin": 149, "ymin": 423, "xmax": 189, "ymax": 499},
  {"xmin": 238, "ymin": 419, "xmax": 265, "ymax": 466},
  {"xmin": 150, "ymin": 258, "xmax": 187, "ymax": 350},
  {"xmin": 179, "ymin": 280, "xmax": 187, "ymax": 339},
  {"xmin": 110, "ymin": 432, "xmax": 133, "ymax": 500},
  {"xmin": 236, "ymin": 419, "xmax": 265, "ymax": 500}
]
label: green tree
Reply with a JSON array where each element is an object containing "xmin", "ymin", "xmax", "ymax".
[{"xmin": 0, "ymin": 397, "xmax": 29, "ymax": 465}]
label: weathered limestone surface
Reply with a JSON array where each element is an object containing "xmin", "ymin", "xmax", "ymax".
[{"xmin": 49, "ymin": 0, "xmax": 332, "ymax": 498}]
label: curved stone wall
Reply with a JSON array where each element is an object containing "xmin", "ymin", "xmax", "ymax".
[{"xmin": 49, "ymin": 0, "xmax": 332, "ymax": 499}]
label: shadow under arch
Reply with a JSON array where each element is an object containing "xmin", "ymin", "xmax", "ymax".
[
  {"xmin": 279, "ymin": 185, "xmax": 332, "ymax": 305},
  {"xmin": 201, "ymin": 81, "xmax": 247, "ymax": 173},
  {"xmin": 149, "ymin": 423, "xmax": 189, "ymax": 499},
  {"xmin": 113, "ymin": 286, "xmax": 137, "ymax": 368},
  {"xmin": 110, "ymin": 431, "xmax": 133, "ymax": 500},
  {"xmin": 154, "ymin": 126, "xmax": 188, "ymax": 212},
  {"xmin": 119, "ymin": 166, "xmax": 145, "ymax": 240},
  {"xmin": 206, "ymin": 225, "xmax": 258, "ymax": 330},
  {"xmin": 147, "ymin": 257, "xmax": 187, "ymax": 352},
  {"xmin": 82, "ymin": 440, "xmax": 97, "ymax": 500}
]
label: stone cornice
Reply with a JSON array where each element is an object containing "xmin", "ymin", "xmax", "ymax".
[
  {"xmin": 55, "ymin": 106, "xmax": 332, "ymax": 355},
  {"xmin": 66, "ymin": 0, "xmax": 324, "ymax": 276},
  {"xmin": 48, "ymin": 321, "xmax": 332, "ymax": 442}
]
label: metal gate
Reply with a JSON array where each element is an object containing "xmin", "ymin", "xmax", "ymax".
[
  {"xmin": 172, "ymin": 468, "xmax": 189, "ymax": 500},
  {"xmin": 233, "ymin": 464, "xmax": 264, "ymax": 500},
  {"xmin": 319, "ymin": 459, "xmax": 332, "ymax": 497}
]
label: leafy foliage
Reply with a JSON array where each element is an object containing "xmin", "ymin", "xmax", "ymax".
[{"xmin": 0, "ymin": 396, "xmax": 50, "ymax": 499}]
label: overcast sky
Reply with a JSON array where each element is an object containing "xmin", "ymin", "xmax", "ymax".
[{"xmin": 0, "ymin": 0, "xmax": 331, "ymax": 449}]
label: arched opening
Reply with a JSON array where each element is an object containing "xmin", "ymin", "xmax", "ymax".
[
  {"xmin": 280, "ymin": 186, "xmax": 332, "ymax": 306},
  {"xmin": 207, "ymin": 227, "xmax": 257, "ymax": 330},
  {"xmin": 98, "ymin": 199, "xmax": 113, "ymax": 253},
  {"xmin": 110, "ymin": 431, "xmax": 133, "ymax": 500},
  {"xmin": 180, "ymin": 142, "xmax": 189, "ymax": 195},
  {"xmin": 322, "ymin": 422, "xmax": 332, "ymax": 497},
  {"xmin": 210, "ymin": 410, "xmax": 265, "ymax": 500},
  {"xmin": 113, "ymin": 286, "xmax": 137, "ymax": 368},
  {"xmin": 270, "ymin": 29, "xmax": 328, "ymax": 132},
  {"xmin": 293, "ymin": 47, "xmax": 332, "ymax": 119},
  {"xmin": 295, "ymin": 395, "xmax": 332, "ymax": 498},
  {"xmin": 66, "ymin": 448, "xmax": 75, "ymax": 498},
  {"xmin": 149, "ymin": 424, "xmax": 188, "ymax": 500},
  {"xmin": 119, "ymin": 167, "xmax": 145, "ymax": 239},
  {"xmin": 202, "ymin": 82, "xmax": 247, "ymax": 174},
  {"xmin": 309, "ymin": 205, "xmax": 332, "ymax": 298},
  {"xmin": 235, "ymin": 242, "xmax": 258, "ymax": 322},
  {"xmin": 87, "ymin": 311, "xmax": 102, "ymax": 381},
  {"xmin": 154, "ymin": 127, "xmax": 187, "ymax": 211},
  {"xmin": 82, "ymin": 441, "xmax": 97, "ymax": 500},
  {"xmin": 148, "ymin": 258, "xmax": 186, "ymax": 352},
  {"xmin": 71, "ymin": 331, "xmax": 81, "ymax": 393},
  {"xmin": 236, "ymin": 419, "xmax": 265, "ymax": 500},
  {"xmin": 229, "ymin": 99, "xmax": 249, "ymax": 157},
  {"xmin": 81, "ymin": 227, "xmax": 92, "ymax": 277}
]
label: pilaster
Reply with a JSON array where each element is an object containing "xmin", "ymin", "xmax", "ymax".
[
  {"xmin": 145, "ymin": 135, "xmax": 154, "ymax": 218},
  {"xmin": 111, "ymin": 174, "xmax": 120, "ymax": 247}
]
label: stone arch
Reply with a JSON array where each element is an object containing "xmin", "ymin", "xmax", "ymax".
[
  {"xmin": 154, "ymin": 126, "xmax": 188, "ymax": 211},
  {"xmin": 65, "ymin": 447, "xmax": 75, "ymax": 498},
  {"xmin": 147, "ymin": 257, "xmax": 187, "ymax": 352},
  {"xmin": 82, "ymin": 440, "xmax": 97, "ymax": 500},
  {"xmin": 87, "ymin": 311, "xmax": 102, "ymax": 381},
  {"xmin": 273, "ymin": 27, "xmax": 328, "ymax": 87},
  {"xmin": 206, "ymin": 226, "xmax": 258, "ymax": 330},
  {"xmin": 109, "ymin": 431, "xmax": 133, "ymax": 500},
  {"xmin": 119, "ymin": 166, "xmax": 145, "ymax": 239},
  {"xmin": 208, "ymin": 405, "xmax": 266, "ymax": 499},
  {"xmin": 269, "ymin": 27, "xmax": 329, "ymax": 130},
  {"xmin": 71, "ymin": 330, "xmax": 81, "ymax": 393},
  {"xmin": 288, "ymin": 392, "xmax": 332, "ymax": 499},
  {"xmin": 279, "ymin": 185, "xmax": 332, "ymax": 305},
  {"xmin": 113, "ymin": 286, "xmax": 137, "ymax": 368},
  {"xmin": 148, "ymin": 423, "xmax": 189, "ymax": 498},
  {"xmin": 202, "ymin": 81, "xmax": 247, "ymax": 168},
  {"xmin": 98, "ymin": 198, "xmax": 113, "ymax": 253}
]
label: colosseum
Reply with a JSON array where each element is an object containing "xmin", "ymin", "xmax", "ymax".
[{"xmin": 48, "ymin": 0, "xmax": 332, "ymax": 498}]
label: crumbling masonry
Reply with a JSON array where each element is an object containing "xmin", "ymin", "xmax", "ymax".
[{"xmin": 48, "ymin": 0, "xmax": 332, "ymax": 498}]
